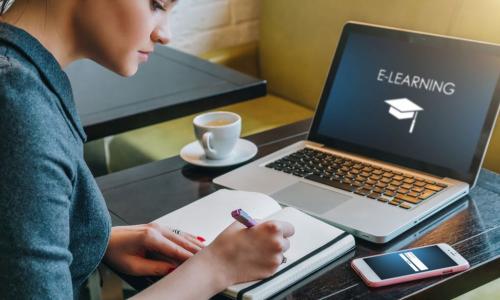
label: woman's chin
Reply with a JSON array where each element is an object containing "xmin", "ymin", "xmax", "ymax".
[
  {"xmin": 93, "ymin": 56, "xmax": 139, "ymax": 77},
  {"xmin": 115, "ymin": 63, "xmax": 139, "ymax": 78}
]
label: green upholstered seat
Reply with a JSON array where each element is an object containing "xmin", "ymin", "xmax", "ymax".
[
  {"xmin": 455, "ymin": 277, "xmax": 500, "ymax": 300},
  {"xmin": 105, "ymin": 95, "xmax": 312, "ymax": 172}
]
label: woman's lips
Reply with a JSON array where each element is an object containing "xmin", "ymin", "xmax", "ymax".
[{"xmin": 138, "ymin": 51, "xmax": 151, "ymax": 62}]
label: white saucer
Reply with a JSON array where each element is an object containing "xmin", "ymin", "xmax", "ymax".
[{"xmin": 180, "ymin": 138, "xmax": 258, "ymax": 167}]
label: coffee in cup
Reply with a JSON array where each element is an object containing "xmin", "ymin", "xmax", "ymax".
[
  {"xmin": 204, "ymin": 119, "xmax": 235, "ymax": 127},
  {"xmin": 193, "ymin": 111, "xmax": 241, "ymax": 160}
]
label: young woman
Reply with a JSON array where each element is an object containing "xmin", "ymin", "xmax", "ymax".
[{"xmin": 0, "ymin": 0, "xmax": 294, "ymax": 299}]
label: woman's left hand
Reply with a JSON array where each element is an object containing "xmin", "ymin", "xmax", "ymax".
[{"xmin": 104, "ymin": 223, "xmax": 205, "ymax": 277}]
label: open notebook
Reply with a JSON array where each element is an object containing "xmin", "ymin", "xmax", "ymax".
[{"xmin": 153, "ymin": 189, "xmax": 355, "ymax": 300}]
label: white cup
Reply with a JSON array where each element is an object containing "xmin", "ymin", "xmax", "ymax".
[{"xmin": 193, "ymin": 111, "xmax": 242, "ymax": 160}]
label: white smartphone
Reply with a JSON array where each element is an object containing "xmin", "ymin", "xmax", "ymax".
[{"xmin": 351, "ymin": 243, "xmax": 469, "ymax": 287}]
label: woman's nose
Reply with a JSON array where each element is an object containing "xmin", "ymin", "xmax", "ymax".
[{"xmin": 152, "ymin": 21, "xmax": 172, "ymax": 45}]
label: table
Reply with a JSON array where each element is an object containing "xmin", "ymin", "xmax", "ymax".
[
  {"xmin": 96, "ymin": 119, "xmax": 500, "ymax": 299},
  {"xmin": 66, "ymin": 46, "xmax": 266, "ymax": 141}
]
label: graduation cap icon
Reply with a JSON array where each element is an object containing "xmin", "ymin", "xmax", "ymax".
[{"xmin": 385, "ymin": 98, "xmax": 423, "ymax": 134}]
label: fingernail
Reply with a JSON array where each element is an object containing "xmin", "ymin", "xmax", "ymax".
[{"xmin": 196, "ymin": 236, "xmax": 206, "ymax": 242}]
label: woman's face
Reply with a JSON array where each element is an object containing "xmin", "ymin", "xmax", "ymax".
[{"xmin": 74, "ymin": 0, "xmax": 175, "ymax": 77}]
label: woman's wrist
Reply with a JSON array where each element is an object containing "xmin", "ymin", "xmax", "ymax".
[
  {"xmin": 194, "ymin": 247, "xmax": 234, "ymax": 292},
  {"xmin": 131, "ymin": 246, "xmax": 234, "ymax": 299}
]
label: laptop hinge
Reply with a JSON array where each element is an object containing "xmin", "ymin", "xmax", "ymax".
[{"xmin": 305, "ymin": 140, "xmax": 324, "ymax": 148}]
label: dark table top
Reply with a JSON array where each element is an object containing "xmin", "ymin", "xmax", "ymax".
[
  {"xmin": 96, "ymin": 119, "xmax": 500, "ymax": 299},
  {"xmin": 66, "ymin": 46, "xmax": 266, "ymax": 141}
]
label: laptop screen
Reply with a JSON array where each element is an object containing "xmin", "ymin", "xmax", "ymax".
[{"xmin": 309, "ymin": 23, "xmax": 500, "ymax": 185}]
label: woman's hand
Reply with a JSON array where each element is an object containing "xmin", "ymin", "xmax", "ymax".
[
  {"xmin": 130, "ymin": 220, "xmax": 295, "ymax": 300},
  {"xmin": 104, "ymin": 223, "xmax": 205, "ymax": 276},
  {"xmin": 204, "ymin": 220, "xmax": 295, "ymax": 286}
]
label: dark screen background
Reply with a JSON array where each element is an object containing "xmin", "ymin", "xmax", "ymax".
[
  {"xmin": 316, "ymin": 32, "xmax": 500, "ymax": 175},
  {"xmin": 364, "ymin": 245, "xmax": 458, "ymax": 279}
]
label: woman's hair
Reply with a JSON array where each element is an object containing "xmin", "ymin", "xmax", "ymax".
[{"xmin": 0, "ymin": 0, "xmax": 15, "ymax": 15}]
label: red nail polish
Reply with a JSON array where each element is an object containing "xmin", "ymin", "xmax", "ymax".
[{"xmin": 196, "ymin": 236, "xmax": 206, "ymax": 242}]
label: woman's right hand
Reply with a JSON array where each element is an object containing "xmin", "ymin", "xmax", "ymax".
[
  {"xmin": 205, "ymin": 220, "xmax": 295, "ymax": 286},
  {"xmin": 130, "ymin": 220, "xmax": 295, "ymax": 300}
]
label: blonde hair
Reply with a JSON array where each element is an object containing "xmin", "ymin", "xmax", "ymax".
[{"xmin": 0, "ymin": 0, "xmax": 15, "ymax": 15}]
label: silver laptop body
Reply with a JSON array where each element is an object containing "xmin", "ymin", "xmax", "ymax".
[{"xmin": 214, "ymin": 22, "xmax": 500, "ymax": 243}]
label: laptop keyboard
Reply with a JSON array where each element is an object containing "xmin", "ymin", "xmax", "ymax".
[{"xmin": 265, "ymin": 148, "xmax": 448, "ymax": 210}]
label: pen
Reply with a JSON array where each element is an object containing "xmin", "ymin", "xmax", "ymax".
[
  {"xmin": 231, "ymin": 208, "xmax": 288, "ymax": 264},
  {"xmin": 231, "ymin": 208, "xmax": 257, "ymax": 228}
]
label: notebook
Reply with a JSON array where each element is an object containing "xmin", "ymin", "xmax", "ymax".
[{"xmin": 152, "ymin": 189, "xmax": 355, "ymax": 300}]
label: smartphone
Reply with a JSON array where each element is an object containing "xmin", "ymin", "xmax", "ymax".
[{"xmin": 351, "ymin": 243, "xmax": 469, "ymax": 287}]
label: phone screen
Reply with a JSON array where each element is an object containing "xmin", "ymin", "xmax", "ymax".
[{"xmin": 364, "ymin": 245, "xmax": 458, "ymax": 279}]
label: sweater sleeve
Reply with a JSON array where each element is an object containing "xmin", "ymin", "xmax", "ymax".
[{"xmin": 0, "ymin": 59, "xmax": 76, "ymax": 299}]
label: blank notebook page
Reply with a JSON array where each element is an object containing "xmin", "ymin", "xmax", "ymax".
[{"xmin": 153, "ymin": 189, "xmax": 282, "ymax": 244}]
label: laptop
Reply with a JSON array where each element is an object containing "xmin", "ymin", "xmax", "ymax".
[{"xmin": 214, "ymin": 22, "xmax": 500, "ymax": 243}]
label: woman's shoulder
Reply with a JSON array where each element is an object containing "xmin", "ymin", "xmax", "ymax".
[
  {"xmin": 0, "ymin": 49, "xmax": 46, "ymax": 91},
  {"xmin": 0, "ymin": 51, "xmax": 52, "ymax": 115},
  {"xmin": 1, "ymin": 56, "xmax": 49, "ymax": 118},
  {"xmin": 1, "ymin": 49, "xmax": 60, "ymax": 113},
  {"xmin": 0, "ymin": 52, "xmax": 79, "ymax": 149}
]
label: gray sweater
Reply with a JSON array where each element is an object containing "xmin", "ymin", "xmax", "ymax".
[{"xmin": 0, "ymin": 23, "xmax": 111, "ymax": 299}]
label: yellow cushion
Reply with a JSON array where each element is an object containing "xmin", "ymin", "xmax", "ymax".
[
  {"xmin": 483, "ymin": 120, "xmax": 500, "ymax": 173},
  {"xmin": 200, "ymin": 42, "xmax": 260, "ymax": 78},
  {"xmin": 106, "ymin": 95, "xmax": 313, "ymax": 172}
]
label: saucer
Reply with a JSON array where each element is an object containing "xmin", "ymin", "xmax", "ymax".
[{"xmin": 180, "ymin": 138, "xmax": 258, "ymax": 167}]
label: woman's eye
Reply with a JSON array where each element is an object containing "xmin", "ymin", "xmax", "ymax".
[{"xmin": 151, "ymin": 0, "xmax": 166, "ymax": 11}]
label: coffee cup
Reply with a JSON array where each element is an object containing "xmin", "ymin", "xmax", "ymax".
[{"xmin": 193, "ymin": 111, "xmax": 241, "ymax": 160}]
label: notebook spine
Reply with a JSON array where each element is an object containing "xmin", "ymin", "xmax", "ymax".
[{"xmin": 236, "ymin": 233, "xmax": 353, "ymax": 300}]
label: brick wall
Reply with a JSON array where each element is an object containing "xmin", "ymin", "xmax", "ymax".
[{"xmin": 169, "ymin": 0, "xmax": 260, "ymax": 55}]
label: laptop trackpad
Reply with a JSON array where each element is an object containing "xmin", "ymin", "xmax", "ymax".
[{"xmin": 271, "ymin": 182, "xmax": 352, "ymax": 215}]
